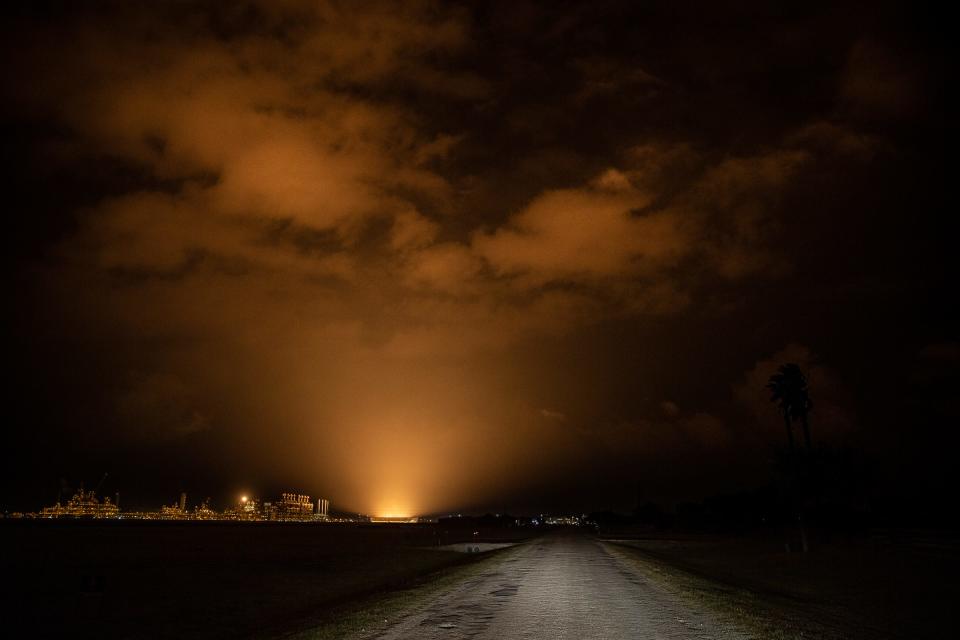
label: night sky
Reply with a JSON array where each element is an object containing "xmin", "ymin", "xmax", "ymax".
[{"xmin": 3, "ymin": 1, "xmax": 951, "ymax": 516}]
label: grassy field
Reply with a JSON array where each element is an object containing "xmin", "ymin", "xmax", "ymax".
[
  {"xmin": 0, "ymin": 521, "xmax": 531, "ymax": 639},
  {"xmin": 277, "ymin": 543, "xmax": 524, "ymax": 640},
  {"xmin": 605, "ymin": 532, "xmax": 959, "ymax": 640}
]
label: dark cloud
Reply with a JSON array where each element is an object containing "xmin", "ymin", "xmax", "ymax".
[
  {"xmin": 4, "ymin": 1, "xmax": 951, "ymax": 513},
  {"xmin": 116, "ymin": 372, "xmax": 211, "ymax": 441}
]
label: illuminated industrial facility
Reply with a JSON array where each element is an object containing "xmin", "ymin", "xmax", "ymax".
[
  {"xmin": 273, "ymin": 493, "xmax": 314, "ymax": 521},
  {"xmin": 10, "ymin": 485, "xmax": 345, "ymax": 522},
  {"xmin": 40, "ymin": 485, "xmax": 119, "ymax": 519}
]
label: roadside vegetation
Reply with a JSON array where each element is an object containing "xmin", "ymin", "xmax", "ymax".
[
  {"xmin": 278, "ymin": 544, "xmax": 524, "ymax": 639},
  {"xmin": 606, "ymin": 535, "xmax": 957, "ymax": 639},
  {"xmin": 0, "ymin": 521, "xmax": 530, "ymax": 639}
]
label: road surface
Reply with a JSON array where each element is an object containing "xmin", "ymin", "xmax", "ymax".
[{"xmin": 374, "ymin": 534, "xmax": 750, "ymax": 640}]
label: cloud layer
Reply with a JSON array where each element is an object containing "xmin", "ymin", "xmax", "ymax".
[{"xmin": 4, "ymin": 1, "xmax": 947, "ymax": 512}]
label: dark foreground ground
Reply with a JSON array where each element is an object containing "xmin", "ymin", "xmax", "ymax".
[
  {"xmin": 4, "ymin": 523, "xmax": 956, "ymax": 639},
  {"xmin": 0, "ymin": 520, "xmax": 531, "ymax": 639},
  {"xmin": 603, "ymin": 529, "xmax": 960, "ymax": 639},
  {"xmin": 290, "ymin": 530, "xmax": 958, "ymax": 640}
]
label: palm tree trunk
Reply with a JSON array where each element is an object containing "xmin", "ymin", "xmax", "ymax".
[
  {"xmin": 783, "ymin": 412, "xmax": 795, "ymax": 452},
  {"xmin": 800, "ymin": 412, "xmax": 812, "ymax": 451},
  {"xmin": 799, "ymin": 514, "xmax": 809, "ymax": 553}
]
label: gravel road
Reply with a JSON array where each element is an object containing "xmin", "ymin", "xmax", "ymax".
[{"xmin": 373, "ymin": 534, "xmax": 751, "ymax": 640}]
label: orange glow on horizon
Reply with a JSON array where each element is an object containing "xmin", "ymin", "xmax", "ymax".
[{"xmin": 372, "ymin": 495, "xmax": 415, "ymax": 519}]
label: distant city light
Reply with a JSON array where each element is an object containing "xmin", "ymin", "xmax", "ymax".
[{"xmin": 241, "ymin": 495, "xmax": 248, "ymax": 503}]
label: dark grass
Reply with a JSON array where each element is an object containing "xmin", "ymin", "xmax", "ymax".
[
  {"xmin": 605, "ymin": 531, "xmax": 960, "ymax": 640},
  {"xmin": 0, "ymin": 520, "xmax": 532, "ymax": 639},
  {"xmin": 277, "ymin": 544, "xmax": 526, "ymax": 640}
]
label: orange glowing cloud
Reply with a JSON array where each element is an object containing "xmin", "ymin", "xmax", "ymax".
[{"xmin": 8, "ymin": 0, "xmax": 871, "ymax": 515}]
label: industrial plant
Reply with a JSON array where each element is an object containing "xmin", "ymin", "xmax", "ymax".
[{"xmin": 8, "ymin": 485, "xmax": 353, "ymax": 523}]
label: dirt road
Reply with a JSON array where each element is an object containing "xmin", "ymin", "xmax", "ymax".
[{"xmin": 374, "ymin": 534, "xmax": 750, "ymax": 639}]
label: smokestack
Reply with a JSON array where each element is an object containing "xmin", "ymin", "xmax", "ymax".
[{"xmin": 179, "ymin": 492, "xmax": 187, "ymax": 512}]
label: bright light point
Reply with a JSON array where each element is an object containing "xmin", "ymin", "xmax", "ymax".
[{"xmin": 241, "ymin": 495, "xmax": 248, "ymax": 503}]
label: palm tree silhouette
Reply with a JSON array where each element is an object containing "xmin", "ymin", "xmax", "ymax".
[
  {"xmin": 766, "ymin": 363, "xmax": 813, "ymax": 451},
  {"xmin": 766, "ymin": 362, "xmax": 815, "ymax": 553}
]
